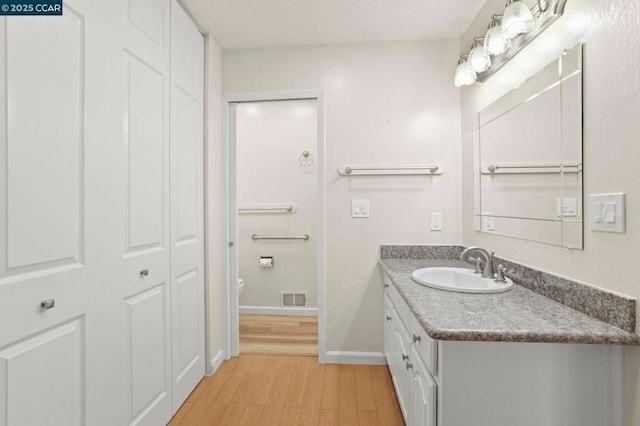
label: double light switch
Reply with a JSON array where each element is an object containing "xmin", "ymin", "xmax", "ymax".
[
  {"xmin": 590, "ymin": 193, "xmax": 625, "ymax": 233},
  {"xmin": 352, "ymin": 200, "xmax": 370, "ymax": 218}
]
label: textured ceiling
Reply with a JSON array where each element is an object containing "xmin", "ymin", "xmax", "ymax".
[{"xmin": 179, "ymin": 0, "xmax": 488, "ymax": 49}]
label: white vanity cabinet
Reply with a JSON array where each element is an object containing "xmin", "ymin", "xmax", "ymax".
[
  {"xmin": 384, "ymin": 283, "xmax": 437, "ymax": 426},
  {"xmin": 382, "ymin": 275, "xmax": 623, "ymax": 426}
]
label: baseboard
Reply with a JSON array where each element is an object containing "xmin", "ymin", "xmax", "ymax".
[
  {"xmin": 324, "ymin": 351, "xmax": 387, "ymax": 365},
  {"xmin": 239, "ymin": 305, "xmax": 318, "ymax": 317},
  {"xmin": 209, "ymin": 350, "xmax": 225, "ymax": 375}
]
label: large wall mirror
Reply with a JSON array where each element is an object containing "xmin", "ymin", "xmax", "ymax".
[{"xmin": 473, "ymin": 44, "xmax": 583, "ymax": 249}]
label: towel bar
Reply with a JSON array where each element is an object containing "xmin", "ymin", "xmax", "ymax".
[{"xmin": 251, "ymin": 234, "xmax": 310, "ymax": 241}]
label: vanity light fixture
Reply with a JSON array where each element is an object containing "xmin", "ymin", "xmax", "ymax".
[
  {"xmin": 468, "ymin": 38, "xmax": 492, "ymax": 73},
  {"xmin": 456, "ymin": 0, "xmax": 568, "ymax": 86},
  {"xmin": 454, "ymin": 54, "xmax": 476, "ymax": 87}
]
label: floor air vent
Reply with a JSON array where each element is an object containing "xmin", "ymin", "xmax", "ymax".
[{"xmin": 281, "ymin": 291, "xmax": 307, "ymax": 307}]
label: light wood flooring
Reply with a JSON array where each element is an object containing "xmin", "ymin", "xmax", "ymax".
[
  {"xmin": 168, "ymin": 354, "xmax": 404, "ymax": 426},
  {"xmin": 240, "ymin": 314, "xmax": 318, "ymax": 356}
]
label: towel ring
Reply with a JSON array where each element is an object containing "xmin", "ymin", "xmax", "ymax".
[{"xmin": 299, "ymin": 150, "xmax": 314, "ymax": 167}]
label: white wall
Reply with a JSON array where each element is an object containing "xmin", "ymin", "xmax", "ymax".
[
  {"xmin": 223, "ymin": 41, "xmax": 462, "ymax": 353},
  {"xmin": 236, "ymin": 100, "xmax": 318, "ymax": 308},
  {"xmin": 205, "ymin": 35, "xmax": 226, "ymax": 365},
  {"xmin": 459, "ymin": 1, "xmax": 640, "ymax": 424}
]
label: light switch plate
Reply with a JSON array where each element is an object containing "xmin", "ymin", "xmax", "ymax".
[
  {"xmin": 557, "ymin": 198, "xmax": 578, "ymax": 217},
  {"xmin": 351, "ymin": 200, "xmax": 370, "ymax": 218},
  {"xmin": 590, "ymin": 193, "xmax": 625, "ymax": 233},
  {"xmin": 430, "ymin": 212, "xmax": 442, "ymax": 231}
]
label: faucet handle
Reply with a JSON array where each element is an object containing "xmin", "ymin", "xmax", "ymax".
[
  {"xmin": 467, "ymin": 256, "xmax": 483, "ymax": 274},
  {"xmin": 495, "ymin": 264, "xmax": 508, "ymax": 283}
]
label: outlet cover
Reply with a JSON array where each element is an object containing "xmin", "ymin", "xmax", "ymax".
[{"xmin": 430, "ymin": 212, "xmax": 443, "ymax": 231}]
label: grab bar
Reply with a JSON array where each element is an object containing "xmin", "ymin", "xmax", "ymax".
[
  {"xmin": 251, "ymin": 234, "xmax": 310, "ymax": 241},
  {"xmin": 338, "ymin": 165, "xmax": 442, "ymax": 176},
  {"xmin": 238, "ymin": 205, "xmax": 295, "ymax": 213}
]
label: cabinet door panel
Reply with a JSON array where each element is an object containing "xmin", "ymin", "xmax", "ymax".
[
  {"xmin": 390, "ymin": 307, "xmax": 412, "ymax": 423},
  {"xmin": 412, "ymin": 346, "xmax": 437, "ymax": 426},
  {"xmin": 383, "ymin": 294, "xmax": 394, "ymax": 361}
]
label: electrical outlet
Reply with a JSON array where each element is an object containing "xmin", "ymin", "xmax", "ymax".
[{"xmin": 430, "ymin": 212, "xmax": 442, "ymax": 231}]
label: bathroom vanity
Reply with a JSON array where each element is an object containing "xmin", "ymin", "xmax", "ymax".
[{"xmin": 380, "ymin": 246, "xmax": 639, "ymax": 426}]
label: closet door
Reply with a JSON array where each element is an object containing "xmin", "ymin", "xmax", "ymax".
[
  {"xmin": 121, "ymin": 0, "xmax": 173, "ymax": 425},
  {"xmin": 0, "ymin": 1, "xmax": 127, "ymax": 425},
  {"xmin": 169, "ymin": 0, "xmax": 206, "ymax": 413}
]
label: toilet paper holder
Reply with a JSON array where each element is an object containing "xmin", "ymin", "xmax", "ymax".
[{"xmin": 259, "ymin": 257, "xmax": 274, "ymax": 268}]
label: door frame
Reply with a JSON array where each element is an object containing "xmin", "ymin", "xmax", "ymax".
[{"xmin": 223, "ymin": 90, "xmax": 326, "ymax": 363}]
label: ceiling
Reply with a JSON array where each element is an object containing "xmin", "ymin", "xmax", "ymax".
[{"xmin": 178, "ymin": 0, "xmax": 488, "ymax": 50}]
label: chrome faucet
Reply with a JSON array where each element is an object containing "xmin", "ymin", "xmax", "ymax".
[{"xmin": 460, "ymin": 246, "xmax": 495, "ymax": 279}]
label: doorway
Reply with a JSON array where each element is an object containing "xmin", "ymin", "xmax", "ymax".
[{"xmin": 226, "ymin": 92, "xmax": 326, "ymax": 361}]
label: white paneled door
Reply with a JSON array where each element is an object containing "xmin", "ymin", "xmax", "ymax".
[
  {"xmin": 0, "ymin": 1, "xmax": 128, "ymax": 425},
  {"xmin": 170, "ymin": 1, "xmax": 206, "ymax": 414},
  {"xmin": 0, "ymin": 0, "xmax": 205, "ymax": 424},
  {"xmin": 121, "ymin": 0, "xmax": 173, "ymax": 425}
]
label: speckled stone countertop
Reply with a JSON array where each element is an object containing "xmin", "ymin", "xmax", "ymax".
[{"xmin": 379, "ymin": 257, "xmax": 640, "ymax": 345}]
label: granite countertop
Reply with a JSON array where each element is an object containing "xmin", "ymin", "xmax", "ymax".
[{"xmin": 379, "ymin": 258, "xmax": 640, "ymax": 345}]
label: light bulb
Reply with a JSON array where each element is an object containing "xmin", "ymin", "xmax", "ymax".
[
  {"xmin": 501, "ymin": 0, "xmax": 534, "ymax": 39},
  {"xmin": 468, "ymin": 43, "xmax": 491, "ymax": 73},
  {"xmin": 484, "ymin": 25, "xmax": 510, "ymax": 56},
  {"xmin": 454, "ymin": 60, "xmax": 476, "ymax": 87}
]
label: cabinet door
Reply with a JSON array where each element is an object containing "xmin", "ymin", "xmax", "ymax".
[
  {"xmin": 169, "ymin": 0, "xmax": 206, "ymax": 413},
  {"xmin": 390, "ymin": 307, "xmax": 413, "ymax": 424},
  {"xmin": 411, "ymin": 346, "xmax": 437, "ymax": 426},
  {"xmin": 383, "ymin": 294, "xmax": 394, "ymax": 361},
  {"xmin": 0, "ymin": 1, "xmax": 127, "ymax": 424}
]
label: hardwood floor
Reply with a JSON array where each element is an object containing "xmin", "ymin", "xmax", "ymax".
[
  {"xmin": 240, "ymin": 314, "xmax": 318, "ymax": 356},
  {"xmin": 168, "ymin": 354, "xmax": 404, "ymax": 426}
]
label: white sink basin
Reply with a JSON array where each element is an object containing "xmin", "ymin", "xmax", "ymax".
[{"xmin": 411, "ymin": 267, "xmax": 513, "ymax": 294}]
